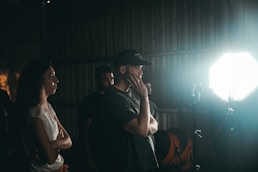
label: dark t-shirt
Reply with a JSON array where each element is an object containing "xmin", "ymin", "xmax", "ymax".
[
  {"xmin": 91, "ymin": 87, "xmax": 158, "ymax": 172},
  {"xmin": 78, "ymin": 91, "xmax": 105, "ymax": 141},
  {"xmin": 79, "ymin": 91, "xmax": 104, "ymax": 119}
]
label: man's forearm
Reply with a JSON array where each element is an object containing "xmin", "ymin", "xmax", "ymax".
[
  {"xmin": 148, "ymin": 116, "xmax": 158, "ymax": 134},
  {"xmin": 137, "ymin": 96, "xmax": 151, "ymax": 136}
]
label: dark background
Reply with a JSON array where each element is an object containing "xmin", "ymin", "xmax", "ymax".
[{"xmin": 1, "ymin": 0, "xmax": 258, "ymax": 171}]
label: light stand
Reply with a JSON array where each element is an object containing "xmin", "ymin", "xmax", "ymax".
[
  {"xmin": 191, "ymin": 83, "xmax": 203, "ymax": 172},
  {"xmin": 226, "ymin": 97, "xmax": 237, "ymax": 172},
  {"xmin": 208, "ymin": 51, "xmax": 258, "ymax": 172}
]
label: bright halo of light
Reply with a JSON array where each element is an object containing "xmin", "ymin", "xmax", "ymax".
[{"xmin": 209, "ymin": 52, "xmax": 258, "ymax": 102}]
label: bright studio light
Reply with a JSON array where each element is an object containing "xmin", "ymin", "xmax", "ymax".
[{"xmin": 209, "ymin": 52, "xmax": 258, "ymax": 102}]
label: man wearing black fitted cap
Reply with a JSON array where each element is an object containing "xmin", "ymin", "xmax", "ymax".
[
  {"xmin": 91, "ymin": 49, "xmax": 159, "ymax": 172},
  {"xmin": 113, "ymin": 49, "xmax": 152, "ymax": 67}
]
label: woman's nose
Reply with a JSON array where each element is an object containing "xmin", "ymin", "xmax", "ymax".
[{"xmin": 54, "ymin": 77, "xmax": 59, "ymax": 83}]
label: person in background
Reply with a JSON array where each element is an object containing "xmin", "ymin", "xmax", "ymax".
[
  {"xmin": 78, "ymin": 64, "xmax": 114, "ymax": 172},
  {"xmin": 12, "ymin": 60, "xmax": 72, "ymax": 172},
  {"xmin": 91, "ymin": 49, "xmax": 159, "ymax": 172},
  {"xmin": 143, "ymin": 78, "xmax": 159, "ymax": 122}
]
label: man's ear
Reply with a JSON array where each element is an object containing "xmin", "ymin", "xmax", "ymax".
[{"xmin": 119, "ymin": 65, "xmax": 127, "ymax": 75}]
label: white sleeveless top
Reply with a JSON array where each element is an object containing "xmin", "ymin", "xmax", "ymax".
[{"xmin": 29, "ymin": 103, "xmax": 64, "ymax": 171}]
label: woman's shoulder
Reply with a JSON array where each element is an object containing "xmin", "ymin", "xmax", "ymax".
[{"xmin": 29, "ymin": 105, "xmax": 43, "ymax": 118}]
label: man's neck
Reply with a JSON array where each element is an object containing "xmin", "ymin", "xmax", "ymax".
[{"xmin": 114, "ymin": 80, "xmax": 130, "ymax": 92}]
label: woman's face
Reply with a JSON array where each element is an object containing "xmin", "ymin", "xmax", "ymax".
[{"xmin": 43, "ymin": 66, "xmax": 59, "ymax": 96}]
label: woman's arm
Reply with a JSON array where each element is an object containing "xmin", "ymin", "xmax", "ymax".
[
  {"xmin": 31, "ymin": 115, "xmax": 72, "ymax": 164},
  {"xmin": 31, "ymin": 118, "xmax": 59, "ymax": 164},
  {"xmin": 51, "ymin": 116, "xmax": 72, "ymax": 150}
]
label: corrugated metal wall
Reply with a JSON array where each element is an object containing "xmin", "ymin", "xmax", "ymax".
[
  {"xmin": 1, "ymin": 0, "xmax": 258, "ymax": 140},
  {"xmin": 44, "ymin": 0, "xmax": 258, "ymax": 139}
]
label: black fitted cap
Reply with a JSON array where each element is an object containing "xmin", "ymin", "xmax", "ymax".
[{"xmin": 113, "ymin": 49, "xmax": 152, "ymax": 67}]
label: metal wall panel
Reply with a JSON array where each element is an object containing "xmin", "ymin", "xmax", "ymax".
[
  {"xmin": 2, "ymin": 0, "xmax": 258, "ymax": 139},
  {"xmin": 44, "ymin": 0, "xmax": 258, "ymax": 138}
]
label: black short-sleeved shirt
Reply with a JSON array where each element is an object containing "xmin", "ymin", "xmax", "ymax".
[
  {"xmin": 78, "ymin": 91, "xmax": 106, "ymax": 146},
  {"xmin": 91, "ymin": 87, "xmax": 158, "ymax": 172},
  {"xmin": 79, "ymin": 91, "xmax": 104, "ymax": 119}
]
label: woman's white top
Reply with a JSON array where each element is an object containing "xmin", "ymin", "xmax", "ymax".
[{"xmin": 29, "ymin": 103, "xmax": 64, "ymax": 172}]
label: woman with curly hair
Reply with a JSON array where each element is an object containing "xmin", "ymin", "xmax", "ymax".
[{"xmin": 12, "ymin": 60, "xmax": 72, "ymax": 172}]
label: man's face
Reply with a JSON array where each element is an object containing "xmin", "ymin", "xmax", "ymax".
[
  {"xmin": 124, "ymin": 65, "xmax": 143, "ymax": 80},
  {"xmin": 98, "ymin": 72, "xmax": 114, "ymax": 91}
]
